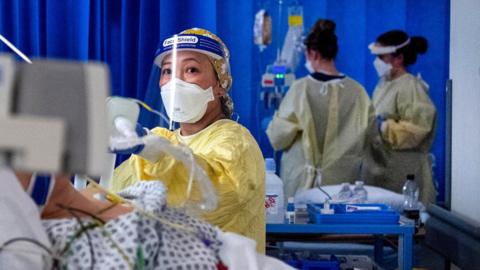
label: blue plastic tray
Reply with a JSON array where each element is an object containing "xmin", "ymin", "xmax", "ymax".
[
  {"xmin": 287, "ymin": 255, "xmax": 340, "ymax": 270},
  {"xmin": 307, "ymin": 203, "xmax": 400, "ymax": 224}
]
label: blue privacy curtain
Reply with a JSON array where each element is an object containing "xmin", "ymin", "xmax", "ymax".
[
  {"xmin": 0, "ymin": 0, "xmax": 255, "ymax": 129},
  {"xmin": 0, "ymin": 0, "xmax": 161, "ymax": 122},
  {"xmin": 0, "ymin": 0, "xmax": 256, "ymax": 164}
]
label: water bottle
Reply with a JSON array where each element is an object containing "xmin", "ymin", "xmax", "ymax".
[
  {"xmin": 286, "ymin": 197, "xmax": 296, "ymax": 224},
  {"xmin": 337, "ymin": 182, "xmax": 353, "ymax": 201},
  {"xmin": 264, "ymin": 158, "xmax": 285, "ymax": 223},
  {"xmin": 353, "ymin": 181, "xmax": 368, "ymax": 203},
  {"xmin": 402, "ymin": 174, "xmax": 420, "ymax": 223}
]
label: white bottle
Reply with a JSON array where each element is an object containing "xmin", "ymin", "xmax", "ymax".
[
  {"xmin": 264, "ymin": 158, "xmax": 285, "ymax": 224},
  {"xmin": 353, "ymin": 181, "xmax": 368, "ymax": 203}
]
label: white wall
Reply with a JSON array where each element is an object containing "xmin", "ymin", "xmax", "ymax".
[{"xmin": 451, "ymin": 0, "xmax": 480, "ymax": 221}]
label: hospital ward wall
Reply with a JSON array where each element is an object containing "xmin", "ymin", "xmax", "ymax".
[{"xmin": 450, "ymin": 0, "xmax": 480, "ymax": 222}]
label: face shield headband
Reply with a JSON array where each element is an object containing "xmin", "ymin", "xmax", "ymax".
[
  {"xmin": 368, "ymin": 38, "xmax": 410, "ymax": 55},
  {"xmin": 154, "ymin": 34, "xmax": 225, "ymax": 67}
]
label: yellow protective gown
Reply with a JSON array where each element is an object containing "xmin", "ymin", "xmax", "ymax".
[
  {"xmin": 364, "ymin": 73, "xmax": 436, "ymax": 203},
  {"xmin": 266, "ymin": 75, "xmax": 375, "ymax": 198},
  {"xmin": 111, "ymin": 119, "xmax": 266, "ymax": 252}
]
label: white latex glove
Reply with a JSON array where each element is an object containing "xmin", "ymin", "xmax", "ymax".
[
  {"xmin": 109, "ymin": 126, "xmax": 170, "ymax": 164},
  {"xmin": 136, "ymin": 133, "xmax": 171, "ymax": 163}
]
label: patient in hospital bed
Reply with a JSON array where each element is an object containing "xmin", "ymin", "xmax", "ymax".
[
  {"xmin": 43, "ymin": 179, "xmax": 225, "ymax": 269},
  {"xmin": 4, "ymin": 171, "xmax": 292, "ymax": 270}
]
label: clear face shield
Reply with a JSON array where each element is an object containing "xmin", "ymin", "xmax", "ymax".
[
  {"xmin": 147, "ymin": 32, "xmax": 232, "ymax": 130},
  {"xmin": 144, "ymin": 39, "xmax": 182, "ymax": 130},
  {"xmin": 161, "ymin": 34, "xmax": 180, "ymax": 130}
]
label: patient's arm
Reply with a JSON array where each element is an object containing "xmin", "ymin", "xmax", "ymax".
[{"xmin": 15, "ymin": 172, "xmax": 132, "ymax": 222}]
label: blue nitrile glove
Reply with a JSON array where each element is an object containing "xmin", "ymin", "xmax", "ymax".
[
  {"xmin": 376, "ymin": 115, "xmax": 385, "ymax": 134},
  {"xmin": 109, "ymin": 123, "xmax": 147, "ymax": 155}
]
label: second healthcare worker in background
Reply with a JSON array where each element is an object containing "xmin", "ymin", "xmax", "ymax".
[
  {"xmin": 366, "ymin": 30, "xmax": 436, "ymax": 203},
  {"xmin": 267, "ymin": 19, "xmax": 375, "ymax": 198},
  {"xmin": 111, "ymin": 28, "xmax": 266, "ymax": 251}
]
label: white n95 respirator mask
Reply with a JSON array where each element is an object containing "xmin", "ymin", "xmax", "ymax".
[
  {"xmin": 305, "ymin": 59, "xmax": 315, "ymax": 73},
  {"xmin": 373, "ymin": 57, "xmax": 392, "ymax": 78},
  {"xmin": 161, "ymin": 78, "xmax": 215, "ymax": 123}
]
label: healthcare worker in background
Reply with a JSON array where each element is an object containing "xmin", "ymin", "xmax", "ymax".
[
  {"xmin": 266, "ymin": 19, "xmax": 375, "ymax": 198},
  {"xmin": 111, "ymin": 28, "xmax": 266, "ymax": 252},
  {"xmin": 365, "ymin": 30, "xmax": 436, "ymax": 203}
]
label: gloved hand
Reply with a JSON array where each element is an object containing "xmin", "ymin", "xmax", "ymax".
[
  {"xmin": 109, "ymin": 122, "xmax": 147, "ymax": 155},
  {"xmin": 136, "ymin": 134, "xmax": 172, "ymax": 163},
  {"xmin": 110, "ymin": 128, "xmax": 171, "ymax": 164}
]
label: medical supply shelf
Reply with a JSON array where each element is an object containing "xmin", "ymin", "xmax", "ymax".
[{"xmin": 267, "ymin": 219, "xmax": 414, "ymax": 270}]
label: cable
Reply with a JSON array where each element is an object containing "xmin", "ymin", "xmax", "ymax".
[
  {"xmin": 56, "ymin": 204, "xmax": 107, "ymax": 224},
  {"xmin": 56, "ymin": 205, "xmax": 97, "ymax": 270},
  {"xmin": 131, "ymin": 99, "xmax": 170, "ymax": 124},
  {"xmin": 0, "ymin": 237, "xmax": 60, "ymax": 269},
  {"xmin": 180, "ymin": 146, "xmax": 195, "ymax": 207},
  {"xmin": 0, "ymin": 205, "xmax": 117, "ymax": 269},
  {"xmin": 56, "ymin": 204, "xmax": 134, "ymax": 270},
  {"xmin": 317, "ymin": 186, "xmax": 332, "ymax": 200},
  {"xmin": 0, "ymin": 246, "xmax": 64, "ymax": 269},
  {"xmin": 98, "ymin": 225, "xmax": 134, "ymax": 270},
  {"xmin": 135, "ymin": 211, "xmax": 145, "ymax": 270},
  {"xmin": 0, "ymin": 237, "xmax": 52, "ymax": 256},
  {"xmin": 96, "ymin": 202, "xmax": 119, "ymax": 216}
]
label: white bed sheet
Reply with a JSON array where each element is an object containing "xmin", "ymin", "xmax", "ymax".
[{"xmin": 294, "ymin": 184, "xmax": 425, "ymax": 213}]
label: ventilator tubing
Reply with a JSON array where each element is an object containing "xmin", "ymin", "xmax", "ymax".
[{"xmin": 109, "ymin": 134, "xmax": 218, "ymax": 214}]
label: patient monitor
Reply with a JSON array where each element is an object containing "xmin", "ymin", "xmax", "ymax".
[{"xmin": 0, "ymin": 53, "xmax": 109, "ymax": 176}]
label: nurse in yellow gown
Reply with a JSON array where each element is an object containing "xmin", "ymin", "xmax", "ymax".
[
  {"xmin": 110, "ymin": 28, "xmax": 265, "ymax": 252},
  {"xmin": 267, "ymin": 19, "xmax": 375, "ymax": 198},
  {"xmin": 366, "ymin": 30, "xmax": 436, "ymax": 204}
]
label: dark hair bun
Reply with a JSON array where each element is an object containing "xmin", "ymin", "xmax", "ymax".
[
  {"xmin": 376, "ymin": 30, "xmax": 428, "ymax": 66},
  {"xmin": 304, "ymin": 19, "xmax": 338, "ymax": 60},
  {"xmin": 411, "ymin": 36, "xmax": 428, "ymax": 54},
  {"xmin": 312, "ymin": 19, "xmax": 336, "ymax": 35}
]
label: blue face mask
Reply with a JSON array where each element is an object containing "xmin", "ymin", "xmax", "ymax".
[{"xmin": 27, "ymin": 173, "xmax": 55, "ymax": 212}]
